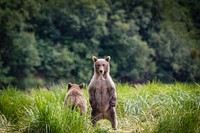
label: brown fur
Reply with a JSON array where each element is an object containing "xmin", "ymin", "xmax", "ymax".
[
  {"xmin": 88, "ymin": 56, "xmax": 117, "ymax": 130},
  {"xmin": 63, "ymin": 83, "xmax": 87, "ymax": 115}
]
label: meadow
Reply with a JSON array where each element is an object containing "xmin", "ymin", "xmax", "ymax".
[{"xmin": 0, "ymin": 82, "xmax": 200, "ymax": 133}]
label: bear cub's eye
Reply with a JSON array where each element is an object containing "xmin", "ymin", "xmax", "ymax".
[{"xmin": 102, "ymin": 64, "xmax": 105, "ymax": 66}]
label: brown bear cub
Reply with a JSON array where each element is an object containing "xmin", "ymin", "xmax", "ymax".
[
  {"xmin": 63, "ymin": 83, "xmax": 87, "ymax": 115},
  {"xmin": 88, "ymin": 56, "xmax": 117, "ymax": 130}
]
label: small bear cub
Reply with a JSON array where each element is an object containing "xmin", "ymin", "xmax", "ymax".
[
  {"xmin": 88, "ymin": 56, "xmax": 117, "ymax": 130},
  {"xmin": 63, "ymin": 83, "xmax": 87, "ymax": 115}
]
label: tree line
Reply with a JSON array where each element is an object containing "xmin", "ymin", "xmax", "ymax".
[{"xmin": 0, "ymin": 0, "xmax": 199, "ymax": 89}]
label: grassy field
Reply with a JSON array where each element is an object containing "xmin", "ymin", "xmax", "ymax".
[{"xmin": 0, "ymin": 82, "xmax": 200, "ymax": 133}]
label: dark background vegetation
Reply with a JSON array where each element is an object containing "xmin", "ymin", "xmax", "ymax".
[{"xmin": 0, "ymin": 0, "xmax": 200, "ymax": 89}]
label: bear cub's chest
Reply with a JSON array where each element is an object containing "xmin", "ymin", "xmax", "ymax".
[{"xmin": 93, "ymin": 79, "xmax": 111, "ymax": 93}]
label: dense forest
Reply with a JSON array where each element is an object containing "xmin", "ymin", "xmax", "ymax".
[{"xmin": 0, "ymin": 0, "xmax": 200, "ymax": 88}]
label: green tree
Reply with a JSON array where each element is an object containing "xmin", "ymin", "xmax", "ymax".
[
  {"xmin": 0, "ymin": 0, "xmax": 200, "ymax": 88},
  {"xmin": 36, "ymin": 40, "xmax": 75, "ymax": 83},
  {"xmin": 10, "ymin": 32, "xmax": 40, "ymax": 88}
]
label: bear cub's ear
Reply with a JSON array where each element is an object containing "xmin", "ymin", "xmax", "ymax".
[
  {"xmin": 79, "ymin": 83, "xmax": 85, "ymax": 89},
  {"xmin": 68, "ymin": 82, "xmax": 72, "ymax": 89},
  {"xmin": 92, "ymin": 56, "xmax": 98, "ymax": 62},
  {"xmin": 105, "ymin": 56, "xmax": 111, "ymax": 62}
]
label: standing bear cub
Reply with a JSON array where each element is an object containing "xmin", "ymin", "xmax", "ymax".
[
  {"xmin": 63, "ymin": 83, "xmax": 87, "ymax": 115},
  {"xmin": 88, "ymin": 56, "xmax": 117, "ymax": 130}
]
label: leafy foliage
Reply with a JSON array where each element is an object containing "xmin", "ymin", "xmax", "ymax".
[{"xmin": 0, "ymin": 0, "xmax": 199, "ymax": 88}]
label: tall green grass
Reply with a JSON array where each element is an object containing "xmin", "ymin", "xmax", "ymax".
[
  {"xmin": 0, "ymin": 85, "xmax": 90, "ymax": 133},
  {"xmin": 0, "ymin": 82, "xmax": 200, "ymax": 132},
  {"xmin": 116, "ymin": 82, "xmax": 200, "ymax": 133}
]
